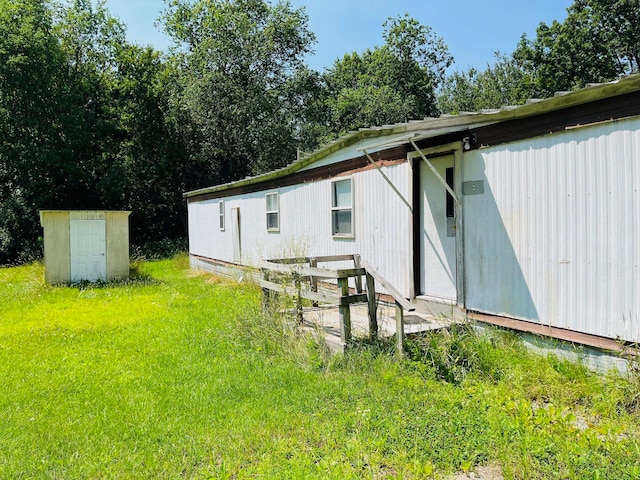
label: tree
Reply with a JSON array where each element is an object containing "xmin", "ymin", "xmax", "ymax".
[
  {"xmin": 324, "ymin": 49, "xmax": 417, "ymax": 133},
  {"xmin": 53, "ymin": 1, "xmax": 192, "ymax": 244},
  {"xmin": 0, "ymin": 0, "xmax": 193, "ymax": 263},
  {"xmin": 513, "ymin": 0, "xmax": 640, "ymax": 96},
  {"xmin": 439, "ymin": 0, "xmax": 640, "ymax": 113},
  {"xmin": 281, "ymin": 66, "xmax": 331, "ymax": 153},
  {"xmin": 322, "ymin": 14, "xmax": 452, "ymax": 136},
  {"xmin": 383, "ymin": 14, "xmax": 452, "ymax": 105},
  {"xmin": 53, "ymin": 0, "xmax": 129, "ymax": 209},
  {"xmin": 161, "ymin": 0, "xmax": 316, "ymax": 183},
  {"xmin": 107, "ymin": 44, "xmax": 197, "ymax": 241},
  {"xmin": 0, "ymin": 0, "xmax": 70, "ymax": 262},
  {"xmin": 578, "ymin": 0, "xmax": 640, "ymax": 74},
  {"xmin": 437, "ymin": 53, "xmax": 530, "ymax": 114}
]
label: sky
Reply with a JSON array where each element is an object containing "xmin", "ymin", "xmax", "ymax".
[{"xmin": 104, "ymin": 0, "xmax": 573, "ymax": 72}]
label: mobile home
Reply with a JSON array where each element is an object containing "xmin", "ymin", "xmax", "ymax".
[{"xmin": 185, "ymin": 75, "xmax": 640, "ymax": 353}]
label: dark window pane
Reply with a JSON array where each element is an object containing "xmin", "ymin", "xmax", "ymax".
[
  {"xmin": 267, "ymin": 212, "xmax": 279, "ymax": 230},
  {"xmin": 446, "ymin": 167, "xmax": 454, "ymax": 218},
  {"xmin": 332, "ymin": 210, "xmax": 352, "ymax": 235}
]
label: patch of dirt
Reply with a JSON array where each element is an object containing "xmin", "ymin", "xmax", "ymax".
[{"xmin": 451, "ymin": 464, "xmax": 504, "ymax": 480}]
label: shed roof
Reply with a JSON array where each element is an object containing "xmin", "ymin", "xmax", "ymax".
[{"xmin": 185, "ymin": 74, "xmax": 640, "ymax": 199}]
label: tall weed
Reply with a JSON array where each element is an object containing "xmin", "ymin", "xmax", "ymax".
[
  {"xmin": 614, "ymin": 342, "xmax": 640, "ymax": 413},
  {"xmin": 229, "ymin": 292, "xmax": 330, "ymax": 371},
  {"xmin": 404, "ymin": 323, "xmax": 507, "ymax": 384}
]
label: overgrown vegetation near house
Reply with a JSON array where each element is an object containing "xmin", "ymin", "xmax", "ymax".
[{"xmin": 0, "ymin": 256, "xmax": 638, "ymax": 478}]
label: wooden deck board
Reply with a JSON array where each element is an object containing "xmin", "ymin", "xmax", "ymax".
[{"xmin": 301, "ymin": 303, "xmax": 459, "ymax": 352}]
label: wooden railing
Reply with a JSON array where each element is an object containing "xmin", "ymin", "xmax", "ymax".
[
  {"xmin": 360, "ymin": 260, "xmax": 415, "ymax": 355},
  {"xmin": 258, "ymin": 254, "xmax": 414, "ymax": 354}
]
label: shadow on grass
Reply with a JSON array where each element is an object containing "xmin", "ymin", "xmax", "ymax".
[
  {"xmin": 73, "ymin": 276, "xmax": 161, "ymax": 290},
  {"xmin": 53, "ymin": 263, "xmax": 161, "ymax": 290}
]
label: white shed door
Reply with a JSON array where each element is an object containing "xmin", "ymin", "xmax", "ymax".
[
  {"xmin": 419, "ymin": 155, "xmax": 457, "ymax": 302},
  {"xmin": 70, "ymin": 219, "xmax": 107, "ymax": 282}
]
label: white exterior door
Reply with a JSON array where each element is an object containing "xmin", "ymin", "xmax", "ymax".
[
  {"xmin": 70, "ymin": 219, "xmax": 107, "ymax": 282},
  {"xmin": 419, "ymin": 155, "xmax": 457, "ymax": 302}
]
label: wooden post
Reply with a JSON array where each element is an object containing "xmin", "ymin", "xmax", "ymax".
[
  {"xmin": 309, "ymin": 258, "xmax": 318, "ymax": 307},
  {"xmin": 353, "ymin": 254, "xmax": 363, "ymax": 293},
  {"xmin": 294, "ymin": 272, "xmax": 303, "ymax": 323},
  {"xmin": 395, "ymin": 300, "xmax": 405, "ymax": 357},
  {"xmin": 338, "ymin": 277, "xmax": 351, "ymax": 344},
  {"xmin": 261, "ymin": 268, "xmax": 271, "ymax": 310},
  {"xmin": 366, "ymin": 273, "xmax": 378, "ymax": 339}
]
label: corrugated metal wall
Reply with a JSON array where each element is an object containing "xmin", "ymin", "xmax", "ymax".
[
  {"xmin": 188, "ymin": 162, "xmax": 414, "ymax": 297},
  {"xmin": 464, "ymin": 116, "xmax": 640, "ymax": 342}
]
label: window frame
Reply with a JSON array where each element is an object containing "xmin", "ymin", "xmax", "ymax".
[
  {"xmin": 331, "ymin": 177, "xmax": 354, "ymax": 238},
  {"xmin": 265, "ymin": 192, "xmax": 280, "ymax": 232},
  {"xmin": 219, "ymin": 200, "xmax": 225, "ymax": 231}
]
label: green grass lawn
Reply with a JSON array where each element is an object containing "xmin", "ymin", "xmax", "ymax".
[{"xmin": 0, "ymin": 256, "xmax": 639, "ymax": 479}]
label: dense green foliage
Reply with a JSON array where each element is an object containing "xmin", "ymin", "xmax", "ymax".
[
  {"xmin": 514, "ymin": 0, "xmax": 640, "ymax": 97},
  {"xmin": 437, "ymin": 53, "xmax": 530, "ymax": 114},
  {"xmin": 2, "ymin": 0, "xmax": 640, "ymax": 262},
  {"xmin": 161, "ymin": 0, "xmax": 316, "ymax": 181},
  {"xmin": 0, "ymin": 258, "xmax": 639, "ymax": 478},
  {"xmin": 320, "ymin": 15, "xmax": 452, "ymax": 137},
  {"xmin": 0, "ymin": 0, "xmax": 195, "ymax": 262},
  {"xmin": 438, "ymin": 0, "xmax": 640, "ymax": 113},
  {"xmin": 0, "ymin": 0, "xmax": 70, "ymax": 261},
  {"xmin": 0, "ymin": 1, "xmax": 455, "ymax": 264}
]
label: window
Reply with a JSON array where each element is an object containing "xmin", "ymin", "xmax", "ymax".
[
  {"xmin": 266, "ymin": 192, "xmax": 279, "ymax": 232},
  {"xmin": 331, "ymin": 178, "xmax": 353, "ymax": 237},
  {"xmin": 219, "ymin": 201, "xmax": 225, "ymax": 231},
  {"xmin": 445, "ymin": 167, "xmax": 456, "ymax": 237},
  {"xmin": 445, "ymin": 167, "xmax": 455, "ymax": 218}
]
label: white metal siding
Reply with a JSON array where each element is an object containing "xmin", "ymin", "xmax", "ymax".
[
  {"xmin": 188, "ymin": 162, "xmax": 414, "ymax": 297},
  {"xmin": 464, "ymin": 117, "xmax": 640, "ymax": 342}
]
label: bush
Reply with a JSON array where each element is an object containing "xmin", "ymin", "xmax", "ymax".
[{"xmin": 130, "ymin": 238, "xmax": 187, "ymax": 261}]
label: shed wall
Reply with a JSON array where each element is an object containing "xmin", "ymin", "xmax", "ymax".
[
  {"xmin": 463, "ymin": 116, "xmax": 640, "ymax": 342},
  {"xmin": 41, "ymin": 212, "xmax": 71, "ymax": 284},
  {"xmin": 40, "ymin": 210, "xmax": 130, "ymax": 284},
  {"xmin": 188, "ymin": 162, "xmax": 414, "ymax": 297},
  {"xmin": 106, "ymin": 212, "xmax": 130, "ymax": 279}
]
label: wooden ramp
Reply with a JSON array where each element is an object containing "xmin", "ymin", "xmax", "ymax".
[
  {"xmin": 301, "ymin": 303, "xmax": 458, "ymax": 354},
  {"xmin": 260, "ymin": 254, "xmax": 467, "ymax": 356}
]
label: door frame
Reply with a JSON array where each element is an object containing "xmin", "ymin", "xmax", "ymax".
[
  {"xmin": 230, "ymin": 207, "xmax": 241, "ymax": 263},
  {"xmin": 409, "ymin": 141, "xmax": 465, "ymax": 307}
]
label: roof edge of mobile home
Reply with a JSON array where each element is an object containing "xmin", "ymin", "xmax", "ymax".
[{"xmin": 184, "ymin": 74, "xmax": 640, "ymax": 199}]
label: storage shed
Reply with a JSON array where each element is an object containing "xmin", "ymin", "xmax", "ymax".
[
  {"xmin": 185, "ymin": 75, "xmax": 640, "ymax": 356},
  {"xmin": 39, "ymin": 210, "xmax": 131, "ymax": 284}
]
